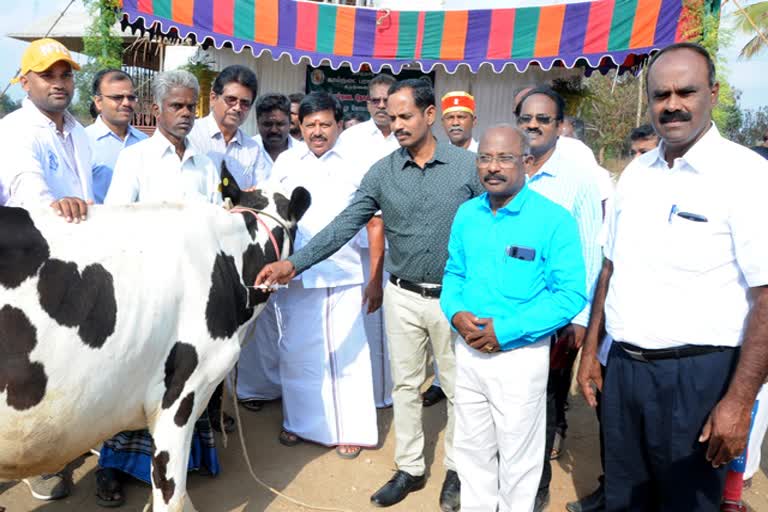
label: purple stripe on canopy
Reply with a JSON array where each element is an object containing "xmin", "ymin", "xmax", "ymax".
[{"xmin": 464, "ymin": 10, "xmax": 492, "ymax": 62}]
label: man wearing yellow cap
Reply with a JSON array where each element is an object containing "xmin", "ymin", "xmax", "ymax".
[
  {"xmin": 0, "ymin": 38, "xmax": 92, "ymax": 501},
  {"xmin": 441, "ymin": 91, "xmax": 478, "ymax": 153},
  {"xmin": 0, "ymin": 38, "xmax": 92, "ymax": 223}
]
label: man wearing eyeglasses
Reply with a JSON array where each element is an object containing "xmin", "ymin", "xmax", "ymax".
[
  {"xmin": 86, "ymin": 69, "xmax": 147, "ymax": 204},
  {"xmin": 514, "ymin": 86, "xmax": 602, "ymax": 512},
  {"xmin": 442, "ymin": 124, "xmax": 586, "ymax": 512},
  {"xmin": 188, "ymin": 64, "xmax": 268, "ymax": 188}
]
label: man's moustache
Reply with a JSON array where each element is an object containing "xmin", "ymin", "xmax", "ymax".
[
  {"xmin": 395, "ymin": 130, "xmax": 411, "ymax": 137},
  {"xmin": 659, "ymin": 111, "xmax": 692, "ymax": 124},
  {"xmin": 483, "ymin": 174, "xmax": 507, "ymax": 182}
]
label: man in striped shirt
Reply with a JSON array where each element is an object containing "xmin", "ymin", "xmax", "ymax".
[{"xmin": 514, "ymin": 86, "xmax": 603, "ymax": 512}]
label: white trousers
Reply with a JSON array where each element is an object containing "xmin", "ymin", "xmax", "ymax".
[
  {"xmin": 746, "ymin": 384, "xmax": 768, "ymax": 479},
  {"xmin": 235, "ymin": 297, "xmax": 282, "ymax": 401},
  {"xmin": 277, "ymin": 281, "xmax": 378, "ymax": 446},
  {"xmin": 361, "ymin": 248, "xmax": 393, "ymax": 408},
  {"xmin": 454, "ymin": 337, "xmax": 549, "ymax": 512}
]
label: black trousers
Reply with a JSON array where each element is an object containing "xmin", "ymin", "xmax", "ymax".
[
  {"xmin": 602, "ymin": 343, "xmax": 739, "ymax": 511},
  {"xmin": 539, "ymin": 343, "xmax": 579, "ymax": 494}
]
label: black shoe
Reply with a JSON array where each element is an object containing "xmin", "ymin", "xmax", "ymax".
[
  {"xmin": 422, "ymin": 385, "xmax": 446, "ymax": 407},
  {"xmin": 439, "ymin": 470, "xmax": 460, "ymax": 512},
  {"xmin": 534, "ymin": 488, "xmax": 550, "ymax": 512},
  {"xmin": 370, "ymin": 470, "xmax": 426, "ymax": 507},
  {"xmin": 566, "ymin": 483, "xmax": 605, "ymax": 512}
]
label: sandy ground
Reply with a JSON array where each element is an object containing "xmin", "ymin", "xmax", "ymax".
[{"xmin": 2, "ymin": 388, "xmax": 768, "ymax": 512}]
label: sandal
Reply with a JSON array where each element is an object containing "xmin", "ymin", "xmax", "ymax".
[
  {"xmin": 550, "ymin": 431, "xmax": 564, "ymax": 460},
  {"xmin": 335, "ymin": 445, "xmax": 362, "ymax": 460},
  {"xmin": 95, "ymin": 468, "xmax": 125, "ymax": 508},
  {"xmin": 240, "ymin": 399, "xmax": 266, "ymax": 412},
  {"xmin": 278, "ymin": 430, "xmax": 302, "ymax": 447}
]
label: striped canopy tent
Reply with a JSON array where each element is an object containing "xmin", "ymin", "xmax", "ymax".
[{"xmin": 119, "ymin": 0, "xmax": 710, "ymax": 74}]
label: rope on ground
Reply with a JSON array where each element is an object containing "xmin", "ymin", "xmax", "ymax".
[{"xmin": 230, "ymin": 365, "xmax": 357, "ymax": 512}]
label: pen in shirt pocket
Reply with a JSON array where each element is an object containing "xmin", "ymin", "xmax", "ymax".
[{"xmin": 668, "ymin": 204, "xmax": 708, "ymax": 223}]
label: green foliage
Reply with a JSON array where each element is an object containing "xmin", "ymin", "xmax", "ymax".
[
  {"xmin": 0, "ymin": 94, "xmax": 21, "ymax": 118},
  {"xmin": 733, "ymin": 105, "xmax": 768, "ymax": 146},
  {"xmin": 71, "ymin": 0, "xmax": 124, "ymax": 122},
  {"xmin": 731, "ymin": 1, "xmax": 768, "ymax": 59}
]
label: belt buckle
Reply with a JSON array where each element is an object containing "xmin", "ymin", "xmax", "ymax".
[{"xmin": 624, "ymin": 348, "xmax": 648, "ymax": 363}]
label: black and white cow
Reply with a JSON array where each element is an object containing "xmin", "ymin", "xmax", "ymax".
[{"xmin": 0, "ymin": 168, "xmax": 310, "ymax": 512}]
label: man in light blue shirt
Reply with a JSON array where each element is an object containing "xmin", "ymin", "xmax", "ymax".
[
  {"xmin": 85, "ymin": 69, "xmax": 147, "ymax": 203},
  {"xmin": 441, "ymin": 124, "xmax": 586, "ymax": 512}
]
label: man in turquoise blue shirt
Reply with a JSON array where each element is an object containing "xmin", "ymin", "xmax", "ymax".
[
  {"xmin": 85, "ymin": 69, "xmax": 147, "ymax": 204},
  {"xmin": 441, "ymin": 124, "xmax": 586, "ymax": 512}
]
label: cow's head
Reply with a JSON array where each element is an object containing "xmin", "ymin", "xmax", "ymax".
[{"xmin": 204, "ymin": 163, "xmax": 311, "ymax": 342}]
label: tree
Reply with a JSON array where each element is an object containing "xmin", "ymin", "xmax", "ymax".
[
  {"xmin": 0, "ymin": 94, "xmax": 20, "ymax": 118},
  {"xmin": 734, "ymin": 106, "xmax": 768, "ymax": 145},
  {"xmin": 71, "ymin": 0, "xmax": 123, "ymax": 123},
  {"xmin": 731, "ymin": 0, "xmax": 768, "ymax": 58}
]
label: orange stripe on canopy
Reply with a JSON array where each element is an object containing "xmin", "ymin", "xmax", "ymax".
[
  {"xmin": 440, "ymin": 10, "xmax": 469, "ymax": 60},
  {"xmin": 334, "ymin": 5, "xmax": 356, "ymax": 56},
  {"xmin": 535, "ymin": 4, "xmax": 566, "ymax": 57}
]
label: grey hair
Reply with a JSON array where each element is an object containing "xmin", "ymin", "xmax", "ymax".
[
  {"xmin": 482, "ymin": 123, "xmax": 531, "ymax": 156},
  {"xmin": 152, "ymin": 70, "xmax": 200, "ymax": 110}
]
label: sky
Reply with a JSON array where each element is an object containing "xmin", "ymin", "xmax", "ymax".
[{"xmin": 1, "ymin": 0, "xmax": 766, "ymax": 110}]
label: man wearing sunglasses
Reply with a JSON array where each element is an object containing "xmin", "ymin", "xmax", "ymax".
[
  {"xmin": 86, "ymin": 69, "xmax": 147, "ymax": 204},
  {"xmin": 514, "ymin": 86, "xmax": 603, "ymax": 512},
  {"xmin": 188, "ymin": 65, "xmax": 269, "ymax": 189}
]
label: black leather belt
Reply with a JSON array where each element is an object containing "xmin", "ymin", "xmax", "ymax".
[
  {"xmin": 389, "ymin": 275, "xmax": 442, "ymax": 298},
  {"xmin": 617, "ymin": 342, "xmax": 735, "ymax": 363}
]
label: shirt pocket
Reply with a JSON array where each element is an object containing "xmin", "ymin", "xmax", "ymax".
[
  {"xmin": 664, "ymin": 210, "xmax": 728, "ymax": 274},
  {"xmin": 498, "ymin": 246, "xmax": 540, "ymax": 300}
]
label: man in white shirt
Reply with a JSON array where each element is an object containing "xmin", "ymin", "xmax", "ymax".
[
  {"xmin": 0, "ymin": 37, "xmax": 93, "ymax": 501},
  {"xmin": 105, "ymin": 71, "xmax": 220, "ymax": 205},
  {"xmin": 98, "ymin": 70, "xmax": 222, "ymax": 505},
  {"xmin": 340, "ymin": 74, "xmax": 399, "ymax": 409},
  {"xmin": 441, "ymin": 91, "xmax": 478, "ymax": 152},
  {"xmin": 86, "ymin": 69, "xmax": 147, "ymax": 204},
  {"xmin": 188, "ymin": 65, "xmax": 267, "ymax": 188},
  {"xmin": 271, "ymin": 92, "xmax": 377, "ymax": 459},
  {"xmin": 252, "ymin": 93, "xmax": 295, "ymax": 172},
  {"xmin": 187, "ymin": 65, "xmax": 268, "ymax": 427},
  {"xmin": 235, "ymin": 92, "xmax": 295, "ymax": 413},
  {"xmin": 1, "ymin": 38, "xmax": 92, "ymax": 223},
  {"xmin": 578, "ymin": 42, "xmax": 768, "ymax": 511}
]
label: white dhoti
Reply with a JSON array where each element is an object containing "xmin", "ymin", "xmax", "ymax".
[
  {"xmin": 745, "ymin": 384, "xmax": 768, "ymax": 479},
  {"xmin": 277, "ymin": 281, "xmax": 378, "ymax": 447},
  {"xmin": 235, "ymin": 297, "xmax": 282, "ymax": 401},
  {"xmin": 454, "ymin": 337, "xmax": 550, "ymax": 512},
  {"xmin": 361, "ymin": 247, "xmax": 393, "ymax": 408}
]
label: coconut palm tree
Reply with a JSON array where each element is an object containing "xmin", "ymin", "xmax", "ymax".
[{"xmin": 732, "ymin": 0, "xmax": 768, "ymax": 58}]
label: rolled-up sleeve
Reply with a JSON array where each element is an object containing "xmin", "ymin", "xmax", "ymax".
[{"xmin": 494, "ymin": 215, "xmax": 587, "ymax": 349}]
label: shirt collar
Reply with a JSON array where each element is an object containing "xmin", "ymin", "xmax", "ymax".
[
  {"xmin": 479, "ymin": 183, "xmax": 531, "ymax": 215},
  {"xmin": 22, "ymin": 97, "xmax": 77, "ymax": 134},
  {"xmin": 532, "ymin": 139, "xmax": 562, "ymax": 178},
  {"xmin": 297, "ymin": 141, "xmax": 341, "ymax": 161},
  {"xmin": 202, "ymin": 113, "xmax": 244, "ymax": 147},
  {"xmin": 653, "ymin": 122, "xmax": 721, "ymax": 174},
  {"xmin": 150, "ymin": 129, "xmax": 199, "ymax": 163},
  {"xmin": 398, "ymin": 138, "xmax": 449, "ymax": 169},
  {"xmin": 92, "ymin": 115, "xmax": 144, "ymax": 142}
]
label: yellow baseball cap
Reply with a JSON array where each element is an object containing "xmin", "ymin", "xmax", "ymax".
[{"xmin": 11, "ymin": 38, "xmax": 80, "ymax": 83}]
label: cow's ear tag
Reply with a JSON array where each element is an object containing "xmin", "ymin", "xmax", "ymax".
[{"xmin": 223, "ymin": 177, "xmax": 230, "ymax": 186}]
